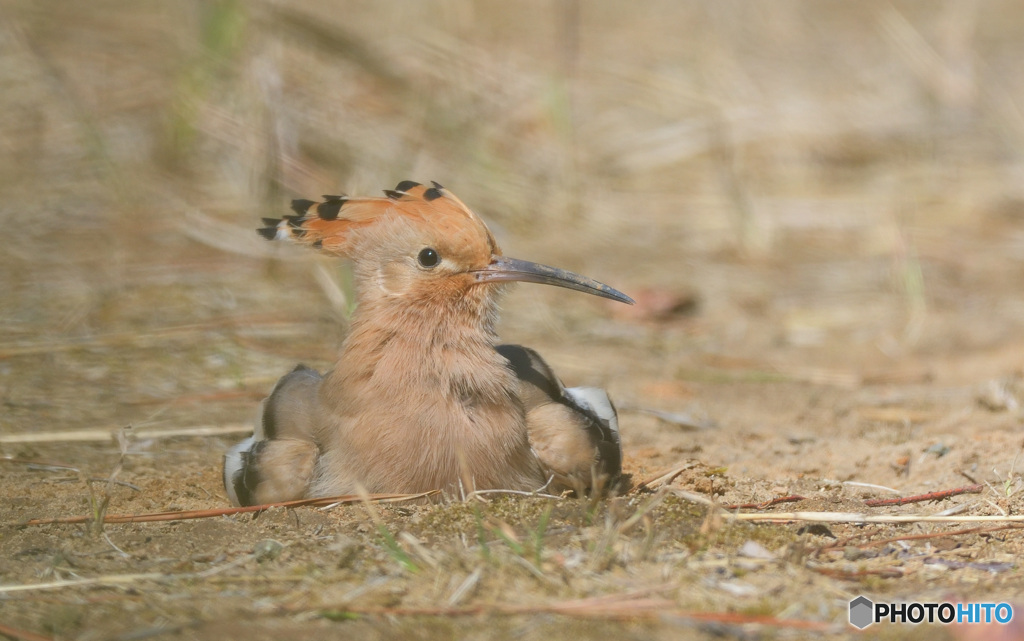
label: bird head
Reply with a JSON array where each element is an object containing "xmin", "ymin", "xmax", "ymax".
[{"xmin": 259, "ymin": 181, "xmax": 634, "ymax": 309}]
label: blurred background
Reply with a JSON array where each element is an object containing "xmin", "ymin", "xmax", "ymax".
[{"xmin": 2, "ymin": 0, "xmax": 1023, "ymax": 480}]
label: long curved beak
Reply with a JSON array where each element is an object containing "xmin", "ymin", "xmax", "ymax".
[{"xmin": 472, "ymin": 256, "xmax": 634, "ymax": 305}]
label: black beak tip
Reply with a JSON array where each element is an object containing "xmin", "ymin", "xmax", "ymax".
[{"xmin": 597, "ymin": 285, "xmax": 634, "ymax": 306}]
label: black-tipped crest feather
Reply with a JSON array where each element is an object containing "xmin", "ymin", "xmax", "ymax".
[
  {"xmin": 316, "ymin": 200, "xmax": 344, "ymax": 221},
  {"xmin": 395, "ymin": 180, "xmax": 421, "ymax": 192},
  {"xmin": 290, "ymin": 199, "xmax": 316, "ymax": 215}
]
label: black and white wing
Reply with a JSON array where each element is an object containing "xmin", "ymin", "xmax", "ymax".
[
  {"xmin": 223, "ymin": 364, "xmax": 322, "ymax": 506},
  {"xmin": 496, "ymin": 344, "xmax": 622, "ymax": 493}
]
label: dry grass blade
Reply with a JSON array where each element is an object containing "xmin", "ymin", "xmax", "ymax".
[
  {"xmin": 842, "ymin": 481, "xmax": 901, "ymax": 494},
  {"xmin": 723, "ymin": 495, "xmax": 806, "ymax": 510},
  {"xmin": 730, "ymin": 512, "xmax": 1024, "ymax": 524},
  {"xmin": 447, "ymin": 568, "xmax": 482, "ymax": 606},
  {"xmin": 633, "ymin": 461, "xmax": 698, "ymax": 492},
  {"xmin": 21, "ymin": 491, "xmax": 440, "ymax": 526},
  {"xmin": 666, "ymin": 489, "xmax": 1024, "ymax": 524},
  {"xmin": 0, "ymin": 424, "xmax": 252, "ymax": 444},
  {"xmin": 666, "ymin": 488, "xmax": 718, "ymax": 508},
  {"xmin": 0, "ymin": 573, "xmax": 164, "ymax": 595}
]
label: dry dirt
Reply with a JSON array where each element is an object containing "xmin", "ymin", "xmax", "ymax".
[{"xmin": 2, "ymin": 2, "xmax": 1024, "ymax": 640}]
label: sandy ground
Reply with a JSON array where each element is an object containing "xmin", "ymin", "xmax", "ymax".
[{"xmin": 3, "ymin": 2, "xmax": 1024, "ymax": 640}]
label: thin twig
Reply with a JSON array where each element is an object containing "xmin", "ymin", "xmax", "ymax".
[
  {"xmin": 20, "ymin": 491, "xmax": 440, "ymax": 526},
  {"xmin": 811, "ymin": 566, "xmax": 904, "ymax": 579},
  {"xmin": 816, "ymin": 523, "xmax": 1024, "ymax": 553},
  {"xmin": 863, "ymin": 484, "xmax": 983, "ymax": 507},
  {"xmin": 732, "ymin": 512, "xmax": 1024, "ymax": 524},
  {"xmin": 813, "ymin": 527, "xmax": 884, "ymax": 555}
]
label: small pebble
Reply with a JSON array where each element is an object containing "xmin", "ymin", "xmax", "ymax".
[{"xmin": 253, "ymin": 539, "xmax": 283, "ymax": 562}]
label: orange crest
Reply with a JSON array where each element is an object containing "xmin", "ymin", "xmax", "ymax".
[{"xmin": 258, "ymin": 181, "xmax": 500, "ymax": 260}]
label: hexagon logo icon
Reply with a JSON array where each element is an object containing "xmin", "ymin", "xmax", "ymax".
[{"xmin": 849, "ymin": 596, "xmax": 874, "ymax": 629}]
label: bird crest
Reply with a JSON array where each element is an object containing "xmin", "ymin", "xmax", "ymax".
[{"xmin": 259, "ymin": 180, "xmax": 498, "ymax": 259}]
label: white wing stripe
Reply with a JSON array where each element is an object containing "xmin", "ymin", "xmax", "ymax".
[{"xmin": 565, "ymin": 386, "xmax": 619, "ymax": 435}]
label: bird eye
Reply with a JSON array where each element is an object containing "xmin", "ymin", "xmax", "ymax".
[{"xmin": 417, "ymin": 247, "xmax": 440, "ymax": 268}]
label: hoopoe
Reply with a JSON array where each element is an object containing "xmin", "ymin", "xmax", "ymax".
[{"xmin": 224, "ymin": 181, "xmax": 633, "ymax": 505}]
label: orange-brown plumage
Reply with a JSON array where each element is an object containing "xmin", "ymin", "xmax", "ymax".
[
  {"xmin": 227, "ymin": 181, "xmax": 631, "ymax": 505},
  {"xmin": 265, "ymin": 182, "xmax": 498, "ymax": 264}
]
